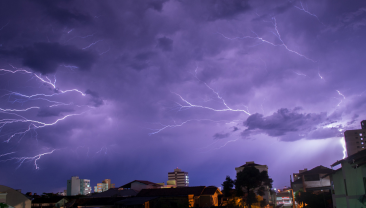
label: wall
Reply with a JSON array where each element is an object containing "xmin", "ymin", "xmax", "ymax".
[
  {"xmin": 0, "ymin": 185, "xmax": 31, "ymax": 208},
  {"xmin": 131, "ymin": 182, "xmax": 148, "ymax": 192}
]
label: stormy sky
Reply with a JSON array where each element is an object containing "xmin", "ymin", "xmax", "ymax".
[{"xmin": 1, "ymin": 0, "xmax": 366, "ymax": 194}]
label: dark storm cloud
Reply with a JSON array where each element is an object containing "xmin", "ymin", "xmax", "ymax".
[
  {"xmin": 242, "ymin": 108, "xmax": 328, "ymax": 140},
  {"xmin": 253, "ymin": 2, "xmax": 293, "ymax": 21},
  {"xmin": 148, "ymin": 0, "xmax": 169, "ymax": 12},
  {"xmin": 0, "ymin": 42, "xmax": 97, "ymax": 74},
  {"xmin": 213, "ymin": 132, "xmax": 230, "ymax": 139},
  {"xmin": 182, "ymin": 0, "xmax": 251, "ymax": 21},
  {"xmin": 157, "ymin": 37, "xmax": 173, "ymax": 51},
  {"xmin": 3, "ymin": 0, "xmax": 366, "ymax": 195},
  {"xmin": 37, "ymin": 106, "xmax": 74, "ymax": 117},
  {"xmin": 129, "ymin": 52, "xmax": 156, "ymax": 70},
  {"xmin": 85, "ymin": 89, "xmax": 104, "ymax": 107},
  {"xmin": 36, "ymin": 0, "xmax": 92, "ymax": 26}
]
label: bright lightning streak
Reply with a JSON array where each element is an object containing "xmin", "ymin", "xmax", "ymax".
[
  {"xmin": 218, "ymin": 17, "xmax": 315, "ymax": 62},
  {"xmin": 336, "ymin": 90, "xmax": 346, "ymax": 100},
  {"xmin": 2, "ymin": 150, "xmax": 56, "ymax": 169},
  {"xmin": 294, "ymin": 2, "xmax": 324, "ymax": 25},
  {"xmin": 0, "ymin": 106, "xmax": 40, "ymax": 112},
  {"xmin": 212, "ymin": 139, "xmax": 238, "ymax": 150},
  {"xmin": 149, "ymin": 119, "xmax": 226, "ymax": 136},
  {"xmin": 173, "ymin": 91, "xmax": 251, "ymax": 115},
  {"xmin": 340, "ymin": 138, "xmax": 346, "ymax": 159},
  {"xmin": 2, "ymin": 114, "xmax": 81, "ymax": 143},
  {"xmin": 0, "ymin": 152, "xmax": 15, "ymax": 158},
  {"xmin": 82, "ymin": 40, "xmax": 103, "ymax": 50},
  {"xmin": 293, "ymin": 71, "xmax": 307, "ymax": 76},
  {"xmin": 1, "ymin": 67, "xmax": 86, "ymax": 96},
  {"xmin": 318, "ymin": 72, "xmax": 324, "ymax": 79}
]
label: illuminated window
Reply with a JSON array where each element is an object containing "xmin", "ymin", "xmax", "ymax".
[{"xmin": 360, "ymin": 133, "xmax": 363, "ymax": 136}]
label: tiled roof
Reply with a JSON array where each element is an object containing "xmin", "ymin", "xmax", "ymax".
[
  {"xmin": 239, "ymin": 162, "xmax": 263, "ymax": 167},
  {"xmin": 120, "ymin": 180, "xmax": 162, "ymax": 188},
  {"xmin": 32, "ymin": 197, "xmax": 64, "ymax": 204},
  {"xmin": 331, "ymin": 148, "xmax": 366, "ymax": 167},
  {"xmin": 116, "ymin": 197, "xmax": 157, "ymax": 206},
  {"xmin": 87, "ymin": 188, "xmax": 137, "ymax": 198},
  {"xmin": 298, "ymin": 166, "xmax": 333, "ymax": 175},
  {"xmin": 201, "ymin": 186, "xmax": 221, "ymax": 195},
  {"xmin": 137, "ymin": 186, "xmax": 206, "ymax": 197}
]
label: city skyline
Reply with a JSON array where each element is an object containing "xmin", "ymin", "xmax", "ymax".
[{"xmin": 1, "ymin": 0, "xmax": 365, "ymax": 194}]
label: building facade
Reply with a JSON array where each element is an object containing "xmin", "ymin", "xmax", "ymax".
[
  {"xmin": 328, "ymin": 149, "xmax": 366, "ymax": 208},
  {"xmin": 168, "ymin": 168, "xmax": 189, "ymax": 187},
  {"xmin": 66, "ymin": 176, "xmax": 91, "ymax": 196},
  {"xmin": 344, "ymin": 120, "xmax": 366, "ymax": 157},
  {"xmin": 235, "ymin": 161, "xmax": 274, "ymax": 206},
  {"xmin": 291, "ymin": 166, "xmax": 332, "ymax": 193},
  {"xmin": 94, "ymin": 179, "xmax": 115, "ymax": 193},
  {"xmin": 0, "ymin": 185, "xmax": 31, "ymax": 208}
]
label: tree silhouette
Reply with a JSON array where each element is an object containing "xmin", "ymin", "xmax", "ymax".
[
  {"xmin": 235, "ymin": 166, "xmax": 273, "ymax": 208},
  {"xmin": 222, "ymin": 176, "xmax": 234, "ymax": 197}
]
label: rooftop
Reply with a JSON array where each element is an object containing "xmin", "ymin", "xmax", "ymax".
[
  {"xmin": 297, "ymin": 166, "xmax": 333, "ymax": 175},
  {"xmin": 137, "ymin": 186, "xmax": 208, "ymax": 197},
  {"xmin": 120, "ymin": 180, "xmax": 162, "ymax": 189}
]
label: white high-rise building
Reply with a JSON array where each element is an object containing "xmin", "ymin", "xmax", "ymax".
[
  {"xmin": 67, "ymin": 176, "xmax": 91, "ymax": 196},
  {"xmin": 344, "ymin": 120, "xmax": 366, "ymax": 157},
  {"xmin": 168, "ymin": 168, "xmax": 189, "ymax": 187}
]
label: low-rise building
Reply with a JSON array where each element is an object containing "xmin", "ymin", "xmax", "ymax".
[
  {"xmin": 94, "ymin": 179, "xmax": 115, "ymax": 193},
  {"xmin": 291, "ymin": 166, "xmax": 333, "ymax": 193},
  {"xmin": 327, "ymin": 148, "xmax": 366, "ymax": 208},
  {"xmin": 136, "ymin": 186, "xmax": 222, "ymax": 207},
  {"xmin": 120, "ymin": 180, "xmax": 162, "ymax": 193},
  {"xmin": 0, "ymin": 185, "xmax": 31, "ymax": 208}
]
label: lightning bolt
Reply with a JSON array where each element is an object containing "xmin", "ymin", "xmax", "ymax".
[
  {"xmin": 2, "ymin": 114, "xmax": 81, "ymax": 143},
  {"xmin": 294, "ymin": 1, "xmax": 324, "ymax": 25},
  {"xmin": 0, "ymin": 65, "xmax": 91, "ymax": 169},
  {"xmin": 2, "ymin": 66, "xmax": 86, "ymax": 96},
  {"xmin": 293, "ymin": 71, "xmax": 307, "ymax": 76},
  {"xmin": 318, "ymin": 72, "xmax": 324, "ymax": 79},
  {"xmin": 218, "ymin": 17, "xmax": 315, "ymax": 62},
  {"xmin": 1, "ymin": 149, "xmax": 56, "ymax": 169},
  {"xmin": 0, "ymin": 22, "xmax": 9, "ymax": 31},
  {"xmin": 172, "ymin": 67, "xmax": 251, "ymax": 115},
  {"xmin": 0, "ymin": 152, "xmax": 15, "ymax": 158},
  {"xmin": 82, "ymin": 40, "xmax": 103, "ymax": 50},
  {"xmin": 340, "ymin": 138, "xmax": 347, "ymax": 159},
  {"xmin": 149, "ymin": 119, "xmax": 226, "ymax": 135}
]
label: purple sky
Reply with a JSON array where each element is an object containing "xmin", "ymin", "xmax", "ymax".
[{"xmin": 1, "ymin": 0, "xmax": 366, "ymax": 194}]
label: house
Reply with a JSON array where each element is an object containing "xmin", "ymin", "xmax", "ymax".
[
  {"xmin": 66, "ymin": 197, "xmax": 123, "ymax": 208},
  {"xmin": 136, "ymin": 186, "xmax": 222, "ymax": 207},
  {"xmin": 327, "ymin": 148, "xmax": 366, "ymax": 208},
  {"xmin": 86, "ymin": 188, "xmax": 136, "ymax": 198},
  {"xmin": 120, "ymin": 181, "xmax": 162, "ymax": 193},
  {"xmin": 0, "ymin": 185, "xmax": 31, "ymax": 208},
  {"xmin": 290, "ymin": 165, "xmax": 333, "ymax": 193},
  {"xmin": 31, "ymin": 197, "xmax": 64, "ymax": 208}
]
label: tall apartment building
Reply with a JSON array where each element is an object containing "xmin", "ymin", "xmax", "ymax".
[
  {"xmin": 67, "ymin": 176, "xmax": 91, "ymax": 196},
  {"xmin": 168, "ymin": 168, "xmax": 189, "ymax": 187},
  {"xmin": 344, "ymin": 120, "xmax": 366, "ymax": 157},
  {"xmin": 94, "ymin": 179, "xmax": 115, "ymax": 193}
]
